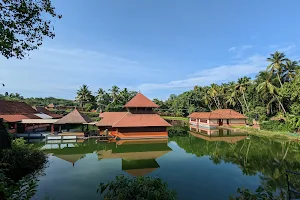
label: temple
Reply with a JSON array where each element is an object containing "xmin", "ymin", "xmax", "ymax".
[{"xmin": 96, "ymin": 93, "xmax": 172, "ymax": 140}]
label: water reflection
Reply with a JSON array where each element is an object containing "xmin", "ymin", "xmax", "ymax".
[
  {"xmin": 32, "ymin": 130, "xmax": 300, "ymax": 199},
  {"xmin": 189, "ymin": 125, "xmax": 248, "ymax": 143},
  {"xmin": 43, "ymin": 139, "xmax": 171, "ymax": 176}
]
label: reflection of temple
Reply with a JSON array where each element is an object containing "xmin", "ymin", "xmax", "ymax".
[
  {"xmin": 189, "ymin": 125, "xmax": 247, "ymax": 144},
  {"xmin": 44, "ymin": 139, "xmax": 171, "ymax": 175},
  {"xmin": 97, "ymin": 139, "xmax": 171, "ymax": 176}
]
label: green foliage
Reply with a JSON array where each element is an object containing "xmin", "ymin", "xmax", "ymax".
[
  {"xmin": 0, "ymin": 118, "xmax": 11, "ymax": 150},
  {"xmin": 168, "ymin": 126, "xmax": 189, "ymax": 136},
  {"xmin": 230, "ymin": 186, "xmax": 285, "ymax": 200},
  {"xmin": 0, "ymin": 138, "xmax": 47, "ymax": 181},
  {"xmin": 83, "ymin": 103, "xmax": 93, "ymax": 112},
  {"xmin": 260, "ymin": 121, "xmax": 289, "ymax": 132},
  {"xmin": 98, "ymin": 175, "xmax": 177, "ymax": 200},
  {"xmin": 0, "ymin": 0, "xmax": 62, "ymax": 59}
]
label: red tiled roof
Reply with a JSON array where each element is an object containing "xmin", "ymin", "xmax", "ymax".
[
  {"xmin": 0, "ymin": 115, "xmax": 29, "ymax": 122},
  {"xmin": 96, "ymin": 112, "xmax": 171, "ymax": 127},
  {"xmin": 96, "ymin": 112, "xmax": 128, "ymax": 126},
  {"xmin": 33, "ymin": 106, "xmax": 62, "ymax": 119},
  {"xmin": 0, "ymin": 100, "xmax": 38, "ymax": 115},
  {"xmin": 188, "ymin": 109, "xmax": 247, "ymax": 119},
  {"xmin": 124, "ymin": 93, "xmax": 159, "ymax": 108},
  {"xmin": 55, "ymin": 109, "xmax": 92, "ymax": 124},
  {"xmin": 113, "ymin": 113, "xmax": 172, "ymax": 127}
]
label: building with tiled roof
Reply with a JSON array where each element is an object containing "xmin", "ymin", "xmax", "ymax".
[
  {"xmin": 188, "ymin": 109, "xmax": 247, "ymax": 128},
  {"xmin": 0, "ymin": 100, "xmax": 43, "ymax": 133},
  {"xmin": 32, "ymin": 106, "xmax": 62, "ymax": 119},
  {"xmin": 96, "ymin": 93, "xmax": 171, "ymax": 140}
]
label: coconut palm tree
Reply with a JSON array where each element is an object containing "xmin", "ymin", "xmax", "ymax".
[
  {"xmin": 208, "ymin": 84, "xmax": 220, "ymax": 109},
  {"xmin": 267, "ymin": 51, "xmax": 288, "ymax": 87},
  {"xmin": 283, "ymin": 59, "xmax": 298, "ymax": 82},
  {"xmin": 76, "ymin": 84, "xmax": 92, "ymax": 107},
  {"xmin": 96, "ymin": 88, "xmax": 110, "ymax": 110},
  {"xmin": 256, "ymin": 78, "xmax": 286, "ymax": 114},
  {"xmin": 109, "ymin": 85, "xmax": 120, "ymax": 103},
  {"xmin": 235, "ymin": 77, "xmax": 251, "ymax": 112}
]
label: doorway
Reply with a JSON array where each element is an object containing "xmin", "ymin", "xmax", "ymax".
[{"xmin": 218, "ymin": 119, "xmax": 223, "ymax": 126}]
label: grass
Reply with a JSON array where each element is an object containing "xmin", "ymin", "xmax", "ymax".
[
  {"xmin": 162, "ymin": 116, "xmax": 189, "ymax": 122},
  {"xmin": 230, "ymin": 125, "xmax": 300, "ymax": 141}
]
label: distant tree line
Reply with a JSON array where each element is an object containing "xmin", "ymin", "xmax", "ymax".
[
  {"xmin": 76, "ymin": 85, "xmax": 138, "ymax": 112},
  {"xmin": 153, "ymin": 52, "xmax": 300, "ymax": 124}
]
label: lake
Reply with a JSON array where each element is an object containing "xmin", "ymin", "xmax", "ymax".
[{"xmin": 32, "ymin": 128, "xmax": 300, "ymax": 200}]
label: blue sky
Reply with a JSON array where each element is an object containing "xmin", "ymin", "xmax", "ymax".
[{"xmin": 1, "ymin": 0, "xmax": 300, "ymax": 100}]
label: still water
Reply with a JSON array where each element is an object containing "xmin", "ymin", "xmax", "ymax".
[{"xmin": 32, "ymin": 128, "xmax": 300, "ymax": 200}]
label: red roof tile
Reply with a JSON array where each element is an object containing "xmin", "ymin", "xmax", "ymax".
[
  {"xmin": 124, "ymin": 93, "xmax": 159, "ymax": 108},
  {"xmin": 33, "ymin": 106, "xmax": 62, "ymax": 119},
  {"xmin": 0, "ymin": 115, "xmax": 29, "ymax": 122},
  {"xmin": 0, "ymin": 100, "xmax": 38, "ymax": 115},
  {"xmin": 113, "ymin": 113, "xmax": 172, "ymax": 127},
  {"xmin": 55, "ymin": 109, "xmax": 92, "ymax": 124},
  {"xmin": 96, "ymin": 112, "xmax": 128, "ymax": 126},
  {"xmin": 188, "ymin": 109, "xmax": 246, "ymax": 119}
]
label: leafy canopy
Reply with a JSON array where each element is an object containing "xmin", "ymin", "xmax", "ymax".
[{"xmin": 0, "ymin": 0, "xmax": 61, "ymax": 59}]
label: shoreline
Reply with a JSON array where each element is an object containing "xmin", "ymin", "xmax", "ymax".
[{"xmin": 227, "ymin": 126, "xmax": 300, "ymax": 141}]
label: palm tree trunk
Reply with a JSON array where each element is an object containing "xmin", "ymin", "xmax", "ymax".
[
  {"xmin": 237, "ymin": 98, "xmax": 245, "ymax": 114},
  {"xmin": 242, "ymin": 92, "xmax": 249, "ymax": 112},
  {"xmin": 213, "ymin": 97, "xmax": 219, "ymax": 109},
  {"xmin": 274, "ymin": 95, "xmax": 286, "ymax": 114},
  {"xmin": 277, "ymin": 72, "xmax": 283, "ymax": 87}
]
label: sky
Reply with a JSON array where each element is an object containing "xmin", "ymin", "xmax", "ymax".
[{"xmin": 1, "ymin": 0, "xmax": 300, "ymax": 100}]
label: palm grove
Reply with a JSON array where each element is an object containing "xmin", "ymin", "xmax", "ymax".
[{"xmin": 152, "ymin": 51, "xmax": 300, "ymax": 131}]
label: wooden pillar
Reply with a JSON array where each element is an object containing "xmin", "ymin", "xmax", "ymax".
[
  {"xmin": 67, "ymin": 124, "xmax": 70, "ymax": 132},
  {"xmin": 81, "ymin": 124, "xmax": 84, "ymax": 132},
  {"xmin": 51, "ymin": 124, "xmax": 54, "ymax": 133},
  {"xmin": 14, "ymin": 123, "xmax": 17, "ymax": 132}
]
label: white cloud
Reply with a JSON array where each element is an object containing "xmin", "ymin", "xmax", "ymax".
[
  {"xmin": 228, "ymin": 47, "xmax": 237, "ymax": 52},
  {"xmin": 138, "ymin": 55, "xmax": 266, "ymax": 92},
  {"xmin": 0, "ymin": 47, "xmax": 162, "ymax": 98}
]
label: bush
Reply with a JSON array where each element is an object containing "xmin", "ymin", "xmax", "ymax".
[
  {"xmin": 83, "ymin": 103, "xmax": 94, "ymax": 112},
  {"xmin": 260, "ymin": 121, "xmax": 290, "ymax": 132},
  {"xmin": 230, "ymin": 186, "xmax": 285, "ymax": 200},
  {"xmin": 98, "ymin": 175, "xmax": 177, "ymax": 200},
  {"xmin": 168, "ymin": 126, "xmax": 189, "ymax": 136},
  {"xmin": 0, "ymin": 138, "xmax": 47, "ymax": 181}
]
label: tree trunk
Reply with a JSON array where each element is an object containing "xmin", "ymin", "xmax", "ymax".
[
  {"xmin": 274, "ymin": 95, "xmax": 286, "ymax": 114},
  {"xmin": 213, "ymin": 97, "xmax": 219, "ymax": 109},
  {"xmin": 277, "ymin": 72, "xmax": 283, "ymax": 87},
  {"xmin": 242, "ymin": 92, "xmax": 249, "ymax": 112}
]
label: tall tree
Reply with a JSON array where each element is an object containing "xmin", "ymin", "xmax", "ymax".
[
  {"xmin": 283, "ymin": 60, "xmax": 298, "ymax": 82},
  {"xmin": 76, "ymin": 85, "xmax": 92, "ymax": 107},
  {"xmin": 0, "ymin": 0, "xmax": 62, "ymax": 59},
  {"xmin": 109, "ymin": 85, "xmax": 120, "ymax": 103},
  {"xmin": 256, "ymin": 78, "xmax": 286, "ymax": 114},
  {"xmin": 267, "ymin": 51, "xmax": 288, "ymax": 87},
  {"xmin": 235, "ymin": 77, "xmax": 251, "ymax": 112}
]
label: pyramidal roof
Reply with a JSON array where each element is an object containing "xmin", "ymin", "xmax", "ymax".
[
  {"xmin": 55, "ymin": 109, "xmax": 92, "ymax": 124},
  {"xmin": 124, "ymin": 93, "xmax": 159, "ymax": 108}
]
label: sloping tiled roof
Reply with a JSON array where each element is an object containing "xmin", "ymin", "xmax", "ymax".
[
  {"xmin": 113, "ymin": 113, "xmax": 172, "ymax": 127},
  {"xmin": 124, "ymin": 93, "xmax": 159, "ymax": 108},
  {"xmin": 55, "ymin": 109, "xmax": 92, "ymax": 124},
  {"xmin": 47, "ymin": 103, "xmax": 55, "ymax": 108},
  {"xmin": 96, "ymin": 112, "xmax": 171, "ymax": 127},
  {"xmin": 0, "ymin": 100, "xmax": 38, "ymax": 114},
  {"xmin": 188, "ymin": 109, "xmax": 246, "ymax": 119},
  {"xmin": 33, "ymin": 106, "xmax": 62, "ymax": 119},
  {"xmin": 0, "ymin": 115, "xmax": 29, "ymax": 122},
  {"xmin": 96, "ymin": 112, "xmax": 128, "ymax": 126}
]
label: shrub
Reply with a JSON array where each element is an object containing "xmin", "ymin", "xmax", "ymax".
[
  {"xmin": 260, "ymin": 121, "xmax": 290, "ymax": 132},
  {"xmin": 98, "ymin": 175, "xmax": 177, "ymax": 200},
  {"xmin": 168, "ymin": 126, "xmax": 189, "ymax": 136},
  {"xmin": 83, "ymin": 103, "xmax": 94, "ymax": 112},
  {"xmin": 229, "ymin": 186, "xmax": 285, "ymax": 200},
  {"xmin": 0, "ymin": 138, "xmax": 47, "ymax": 181}
]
